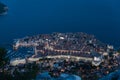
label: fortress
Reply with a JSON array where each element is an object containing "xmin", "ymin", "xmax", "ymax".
[{"xmin": 12, "ymin": 32, "xmax": 113, "ymax": 66}]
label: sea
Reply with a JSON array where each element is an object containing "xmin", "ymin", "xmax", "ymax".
[{"xmin": 0, "ymin": 0, "xmax": 120, "ymax": 47}]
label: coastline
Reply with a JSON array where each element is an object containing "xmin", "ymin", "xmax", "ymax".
[{"xmin": 0, "ymin": 2, "xmax": 8, "ymax": 15}]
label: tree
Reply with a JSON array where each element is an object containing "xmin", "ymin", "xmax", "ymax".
[
  {"xmin": 117, "ymin": 48, "xmax": 120, "ymax": 54},
  {"xmin": 0, "ymin": 47, "xmax": 8, "ymax": 66}
]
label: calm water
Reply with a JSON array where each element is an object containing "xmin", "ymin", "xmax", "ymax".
[{"xmin": 0, "ymin": 0, "xmax": 120, "ymax": 47}]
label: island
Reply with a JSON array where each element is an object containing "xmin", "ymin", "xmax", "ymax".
[{"xmin": 0, "ymin": 2, "xmax": 8, "ymax": 15}]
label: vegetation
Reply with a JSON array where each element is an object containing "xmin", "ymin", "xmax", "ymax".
[
  {"xmin": 0, "ymin": 2, "xmax": 6, "ymax": 14},
  {"xmin": 12, "ymin": 63, "xmax": 39, "ymax": 80},
  {"xmin": 0, "ymin": 47, "xmax": 39, "ymax": 80},
  {"xmin": 111, "ymin": 75, "xmax": 119, "ymax": 80},
  {"xmin": 0, "ymin": 62, "xmax": 39, "ymax": 80},
  {"xmin": 117, "ymin": 48, "xmax": 120, "ymax": 54},
  {"xmin": 0, "ymin": 47, "xmax": 12, "ymax": 80},
  {"xmin": 0, "ymin": 47, "xmax": 9, "ymax": 67}
]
